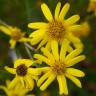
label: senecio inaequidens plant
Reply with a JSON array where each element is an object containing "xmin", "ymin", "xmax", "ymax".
[{"xmin": 0, "ymin": 2, "xmax": 86, "ymax": 96}]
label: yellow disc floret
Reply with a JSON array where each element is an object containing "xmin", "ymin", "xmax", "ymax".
[
  {"xmin": 47, "ymin": 21, "xmax": 65, "ymax": 42},
  {"xmin": 34, "ymin": 40, "xmax": 85, "ymax": 95},
  {"xmin": 5, "ymin": 59, "xmax": 40, "ymax": 90},
  {"xmin": 51, "ymin": 61, "xmax": 66, "ymax": 75},
  {"xmin": 28, "ymin": 2, "xmax": 83, "ymax": 50},
  {"xmin": 0, "ymin": 25, "xmax": 30, "ymax": 48}
]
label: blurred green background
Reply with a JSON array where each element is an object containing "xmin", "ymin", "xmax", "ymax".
[{"xmin": 0, "ymin": 0, "xmax": 96, "ymax": 96}]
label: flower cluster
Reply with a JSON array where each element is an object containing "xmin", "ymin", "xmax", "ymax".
[{"xmin": 0, "ymin": 2, "xmax": 86, "ymax": 96}]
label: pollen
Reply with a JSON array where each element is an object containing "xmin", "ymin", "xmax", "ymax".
[
  {"xmin": 11, "ymin": 28, "xmax": 23, "ymax": 40},
  {"xmin": 47, "ymin": 21, "xmax": 65, "ymax": 42},
  {"xmin": 16, "ymin": 64, "xmax": 27, "ymax": 76},
  {"xmin": 51, "ymin": 61, "xmax": 66, "ymax": 75}
]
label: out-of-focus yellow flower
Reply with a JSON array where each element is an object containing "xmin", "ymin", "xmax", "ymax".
[
  {"xmin": 74, "ymin": 21, "xmax": 90, "ymax": 37},
  {"xmin": 0, "ymin": 25, "xmax": 30, "ymax": 48},
  {"xmin": 5, "ymin": 59, "xmax": 40, "ymax": 90},
  {"xmin": 0, "ymin": 80, "xmax": 31, "ymax": 96},
  {"xmin": 88, "ymin": 0, "xmax": 96, "ymax": 15},
  {"xmin": 34, "ymin": 39, "xmax": 85, "ymax": 95},
  {"xmin": 28, "ymin": 2, "xmax": 83, "ymax": 50},
  {"xmin": 40, "ymin": 91, "xmax": 51, "ymax": 96}
]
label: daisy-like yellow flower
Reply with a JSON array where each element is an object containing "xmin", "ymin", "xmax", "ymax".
[
  {"xmin": 40, "ymin": 91, "xmax": 50, "ymax": 96},
  {"xmin": 88, "ymin": 0, "xmax": 96, "ymax": 15},
  {"xmin": 34, "ymin": 39, "xmax": 85, "ymax": 95},
  {"xmin": 28, "ymin": 2, "xmax": 83, "ymax": 50},
  {"xmin": 0, "ymin": 80, "xmax": 33, "ymax": 96},
  {"xmin": 0, "ymin": 25, "xmax": 30, "ymax": 48},
  {"xmin": 74, "ymin": 21, "xmax": 90, "ymax": 37},
  {"xmin": 5, "ymin": 59, "xmax": 40, "ymax": 90}
]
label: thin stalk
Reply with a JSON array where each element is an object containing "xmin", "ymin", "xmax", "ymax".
[
  {"xmin": 24, "ymin": 43, "xmax": 35, "ymax": 51},
  {"xmin": 24, "ymin": 43, "xmax": 33, "ymax": 60},
  {"xmin": 0, "ymin": 20, "xmax": 9, "ymax": 27}
]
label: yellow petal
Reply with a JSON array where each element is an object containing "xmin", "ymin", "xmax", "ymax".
[
  {"xmin": 26, "ymin": 76, "xmax": 34, "ymax": 90},
  {"xmin": 66, "ymin": 68, "xmax": 85, "ymax": 77},
  {"xmin": 59, "ymin": 3, "xmax": 70, "ymax": 20},
  {"xmin": 60, "ymin": 39, "xmax": 69, "ymax": 62},
  {"xmin": 38, "ymin": 67, "xmax": 50, "ymax": 73},
  {"xmin": 9, "ymin": 39, "xmax": 16, "ymax": 49},
  {"xmin": 37, "ymin": 71, "xmax": 51, "ymax": 87},
  {"xmin": 34, "ymin": 59, "xmax": 43, "ymax": 64},
  {"xmin": 67, "ymin": 33, "xmax": 84, "ymax": 49},
  {"xmin": 41, "ymin": 3, "xmax": 53, "ymax": 21},
  {"xmin": 8, "ymin": 77, "xmax": 19, "ymax": 89},
  {"xmin": 23, "ymin": 59, "xmax": 33, "ymax": 67},
  {"xmin": 66, "ymin": 55, "xmax": 86, "ymax": 67},
  {"xmin": 51, "ymin": 40, "xmax": 59, "ymax": 61},
  {"xmin": 65, "ymin": 15, "xmax": 80, "ymax": 26},
  {"xmin": 5, "ymin": 66, "xmax": 16, "ymax": 74},
  {"xmin": 23, "ymin": 77, "xmax": 31, "ymax": 89},
  {"xmin": 67, "ymin": 25, "xmax": 81, "ymax": 32},
  {"xmin": 28, "ymin": 22, "xmax": 47, "ymax": 29},
  {"xmin": 0, "ymin": 26, "xmax": 11, "ymax": 35},
  {"xmin": 40, "ymin": 73, "xmax": 56, "ymax": 91},
  {"xmin": 67, "ymin": 45, "xmax": 73, "ymax": 53},
  {"xmin": 28, "ymin": 68, "xmax": 41, "ymax": 75},
  {"xmin": 30, "ymin": 75, "xmax": 38, "ymax": 81},
  {"xmin": 19, "ymin": 77, "xmax": 25, "ymax": 88},
  {"xmin": 65, "ymin": 48, "xmax": 83, "ymax": 61},
  {"xmin": 14, "ymin": 59, "xmax": 33, "ymax": 68},
  {"xmin": 34, "ymin": 54, "xmax": 51, "ymax": 65},
  {"xmin": 45, "ymin": 42, "xmax": 51, "ymax": 51},
  {"xmin": 30, "ymin": 35, "xmax": 43, "ymax": 45},
  {"xmin": 19, "ymin": 38, "xmax": 30, "ymax": 42},
  {"xmin": 66, "ymin": 74, "xmax": 82, "ymax": 88},
  {"xmin": 36, "ymin": 38, "xmax": 47, "ymax": 50},
  {"xmin": 55, "ymin": 2, "xmax": 61, "ymax": 20},
  {"xmin": 41, "ymin": 47, "xmax": 55, "ymax": 64},
  {"xmin": 57, "ymin": 75, "xmax": 68, "ymax": 95},
  {"xmin": 29, "ymin": 29, "xmax": 45, "ymax": 37}
]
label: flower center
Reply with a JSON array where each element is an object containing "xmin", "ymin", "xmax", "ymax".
[
  {"xmin": 11, "ymin": 28, "xmax": 23, "ymax": 40},
  {"xmin": 47, "ymin": 21, "xmax": 65, "ymax": 42},
  {"xmin": 51, "ymin": 61, "xmax": 66, "ymax": 75},
  {"xmin": 16, "ymin": 64, "xmax": 27, "ymax": 76}
]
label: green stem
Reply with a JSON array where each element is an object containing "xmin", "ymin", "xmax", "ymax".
[{"xmin": 24, "ymin": 43, "xmax": 33, "ymax": 60}]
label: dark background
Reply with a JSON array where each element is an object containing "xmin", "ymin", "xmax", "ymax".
[{"xmin": 0, "ymin": 0, "xmax": 96, "ymax": 96}]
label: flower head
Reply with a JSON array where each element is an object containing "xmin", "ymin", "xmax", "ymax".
[
  {"xmin": 34, "ymin": 39, "xmax": 85, "ymax": 95},
  {"xmin": 5, "ymin": 59, "xmax": 40, "ymax": 90},
  {"xmin": 0, "ymin": 25, "xmax": 30, "ymax": 48},
  {"xmin": 28, "ymin": 2, "xmax": 83, "ymax": 50},
  {"xmin": 88, "ymin": 0, "xmax": 96, "ymax": 15},
  {"xmin": 0, "ymin": 80, "xmax": 31, "ymax": 96}
]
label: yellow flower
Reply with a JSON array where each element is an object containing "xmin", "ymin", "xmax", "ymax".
[
  {"xmin": 5, "ymin": 59, "xmax": 40, "ymax": 90},
  {"xmin": 0, "ymin": 25, "xmax": 30, "ymax": 48},
  {"xmin": 28, "ymin": 2, "xmax": 83, "ymax": 50},
  {"xmin": 74, "ymin": 21, "xmax": 90, "ymax": 37},
  {"xmin": 0, "ymin": 80, "xmax": 31, "ymax": 96},
  {"xmin": 88, "ymin": 0, "xmax": 96, "ymax": 15},
  {"xmin": 34, "ymin": 39, "xmax": 85, "ymax": 95},
  {"xmin": 40, "ymin": 91, "xmax": 50, "ymax": 96}
]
